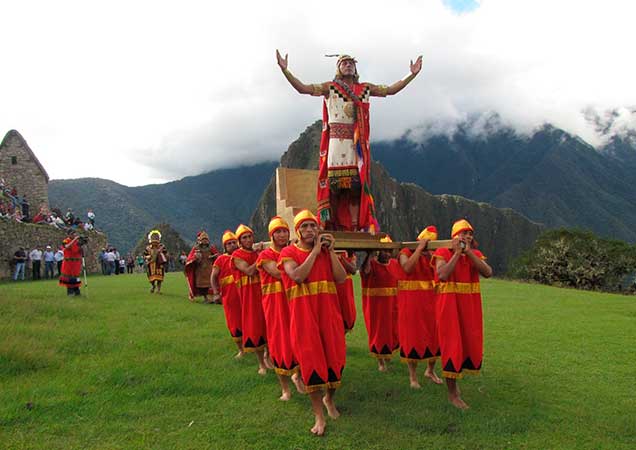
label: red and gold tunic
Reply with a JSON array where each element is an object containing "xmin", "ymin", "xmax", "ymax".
[
  {"xmin": 233, "ymin": 247, "xmax": 266, "ymax": 352},
  {"xmin": 257, "ymin": 247, "xmax": 298, "ymax": 376},
  {"xmin": 361, "ymin": 258, "xmax": 400, "ymax": 359},
  {"xmin": 278, "ymin": 245, "xmax": 346, "ymax": 393},
  {"xmin": 433, "ymin": 248, "xmax": 486, "ymax": 379},
  {"xmin": 336, "ymin": 252, "xmax": 357, "ymax": 333},
  {"xmin": 59, "ymin": 238, "xmax": 82, "ymax": 288},
  {"xmin": 213, "ymin": 254, "xmax": 242, "ymax": 343},
  {"xmin": 396, "ymin": 249, "xmax": 440, "ymax": 363}
]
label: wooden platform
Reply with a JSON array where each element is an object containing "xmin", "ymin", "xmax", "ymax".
[
  {"xmin": 275, "ymin": 167, "xmax": 453, "ymax": 251},
  {"xmin": 326, "ymin": 231, "xmax": 453, "ymax": 251}
]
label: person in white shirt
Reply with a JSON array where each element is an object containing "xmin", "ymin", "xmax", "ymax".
[
  {"xmin": 54, "ymin": 247, "xmax": 64, "ymax": 277},
  {"xmin": 29, "ymin": 247, "xmax": 43, "ymax": 280}
]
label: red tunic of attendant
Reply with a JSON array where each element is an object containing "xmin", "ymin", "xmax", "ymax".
[
  {"xmin": 213, "ymin": 254, "xmax": 242, "ymax": 343},
  {"xmin": 433, "ymin": 248, "xmax": 486, "ymax": 379},
  {"xmin": 278, "ymin": 244, "xmax": 346, "ymax": 393},
  {"xmin": 233, "ymin": 247, "xmax": 267, "ymax": 352},
  {"xmin": 336, "ymin": 253, "xmax": 357, "ymax": 332},
  {"xmin": 396, "ymin": 249, "xmax": 440, "ymax": 362},
  {"xmin": 257, "ymin": 247, "xmax": 298, "ymax": 376},
  {"xmin": 59, "ymin": 238, "xmax": 82, "ymax": 288},
  {"xmin": 360, "ymin": 258, "xmax": 400, "ymax": 359}
]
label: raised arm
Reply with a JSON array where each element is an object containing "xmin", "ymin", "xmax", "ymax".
[
  {"xmin": 276, "ymin": 49, "xmax": 328, "ymax": 96},
  {"xmin": 399, "ymin": 239, "xmax": 428, "ymax": 275},
  {"xmin": 369, "ymin": 55, "xmax": 423, "ymax": 97}
]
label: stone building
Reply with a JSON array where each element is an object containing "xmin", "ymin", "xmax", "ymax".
[{"xmin": 0, "ymin": 129, "xmax": 49, "ymax": 212}]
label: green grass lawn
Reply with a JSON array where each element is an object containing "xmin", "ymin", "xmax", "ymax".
[{"xmin": 1, "ymin": 273, "xmax": 635, "ymax": 449}]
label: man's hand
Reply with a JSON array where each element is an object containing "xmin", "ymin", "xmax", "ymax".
[
  {"xmin": 410, "ymin": 55, "xmax": 423, "ymax": 75},
  {"xmin": 451, "ymin": 237, "xmax": 465, "ymax": 254},
  {"xmin": 253, "ymin": 242, "xmax": 264, "ymax": 252},
  {"xmin": 195, "ymin": 250, "xmax": 202, "ymax": 261},
  {"xmin": 276, "ymin": 49, "xmax": 288, "ymax": 71},
  {"xmin": 416, "ymin": 238, "xmax": 429, "ymax": 253},
  {"xmin": 320, "ymin": 233, "xmax": 335, "ymax": 251}
]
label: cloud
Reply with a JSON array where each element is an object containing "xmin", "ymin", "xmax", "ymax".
[{"xmin": 1, "ymin": 0, "xmax": 636, "ymax": 185}]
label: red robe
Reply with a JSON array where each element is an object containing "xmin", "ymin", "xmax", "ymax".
[
  {"xmin": 59, "ymin": 238, "xmax": 82, "ymax": 288},
  {"xmin": 433, "ymin": 248, "xmax": 486, "ymax": 379},
  {"xmin": 360, "ymin": 258, "xmax": 400, "ymax": 359},
  {"xmin": 257, "ymin": 247, "xmax": 298, "ymax": 375},
  {"xmin": 336, "ymin": 252, "xmax": 357, "ymax": 332},
  {"xmin": 213, "ymin": 254, "xmax": 242, "ymax": 343},
  {"xmin": 278, "ymin": 244, "xmax": 346, "ymax": 393},
  {"xmin": 396, "ymin": 249, "xmax": 440, "ymax": 362},
  {"xmin": 233, "ymin": 247, "xmax": 266, "ymax": 352},
  {"xmin": 184, "ymin": 245, "xmax": 219, "ymax": 299}
]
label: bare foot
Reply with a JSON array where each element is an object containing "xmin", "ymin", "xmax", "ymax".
[
  {"xmin": 150, "ymin": 286, "xmax": 155, "ymax": 293},
  {"xmin": 279, "ymin": 390, "xmax": 292, "ymax": 401},
  {"xmin": 322, "ymin": 396, "xmax": 340, "ymax": 419},
  {"xmin": 234, "ymin": 350, "xmax": 244, "ymax": 359},
  {"xmin": 264, "ymin": 356, "xmax": 275, "ymax": 370},
  {"xmin": 378, "ymin": 360, "xmax": 387, "ymax": 372},
  {"xmin": 424, "ymin": 369, "xmax": 443, "ymax": 385},
  {"xmin": 410, "ymin": 380, "xmax": 422, "ymax": 389},
  {"xmin": 448, "ymin": 394, "xmax": 470, "ymax": 410},
  {"xmin": 257, "ymin": 367, "xmax": 267, "ymax": 376},
  {"xmin": 292, "ymin": 373, "xmax": 306, "ymax": 394},
  {"xmin": 310, "ymin": 417, "xmax": 326, "ymax": 436}
]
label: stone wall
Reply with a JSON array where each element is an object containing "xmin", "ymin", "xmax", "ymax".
[
  {"xmin": 0, "ymin": 220, "xmax": 108, "ymax": 280},
  {"xmin": 0, "ymin": 130, "xmax": 49, "ymax": 212}
]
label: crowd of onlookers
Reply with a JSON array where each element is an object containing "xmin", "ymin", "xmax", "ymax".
[
  {"xmin": 12, "ymin": 245, "xmax": 65, "ymax": 281},
  {"xmin": 98, "ymin": 248, "xmax": 184, "ymax": 276},
  {"xmin": 0, "ymin": 178, "xmax": 29, "ymax": 222},
  {"xmin": 0, "ymin": 178, "xmax": 97, "ymax": 232}
]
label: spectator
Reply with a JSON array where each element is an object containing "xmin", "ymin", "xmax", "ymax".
[
  {"xmin": 119, "ymin": 257, "xmax": 126, "ymax": 275},
  {"xmin": 64, "ymin": 208, "xmax": 74, "ymax": 226},
  {"xmin": 43, "ymin": 245, "xmax": 56, "ymax": 279},
  {"xmin": 179, "ymin": 251, "xmax": 187, "ymax": 267},
  {"xmin": 113, "ymin": 248, "xmax": 121, "ymax": 274},
  {"xmin": 54, "ymin": 246, "xmax": 64, "ymax": 277},
  {"xmin": 87, "ymin": 209, "xmax": 95, "ymax": 227},
  {"xmin": 29, "ymin": 247, "xmax": 43, "ymax": 280},
  {"xmin": 98, "ymin": 248, "xmax": 106, "ymax": 275},
  {"xmin": 126, "ymin": 254, "xmax": 135, "ymax": 274},
  {"xmin": 21, "ymin": 196, "xmax": 29, "ymax": 221},
  {"xmin": 13, "ymin": 247, "xmax": 27, "ymax": 281},
  {"xmin": 104, "ymin": 248, "xmax": 116, "ymax": 275},
  {"xmin": 136, "ymin": 254, "xmax": 144, "ymax": 273}
]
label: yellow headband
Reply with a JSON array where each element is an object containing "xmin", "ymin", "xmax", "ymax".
[
  {"xmin": 417, "ymin": 225, "xmax": 438, "ymax": 241},
  {"xmin": 293, "ymin": 209, "xmax": 318, "ymax": 237},
  {"xmin": 268, "ymin": 216, "xmax": 290, "ymax": 238},
  {"xmin": 235, "ymin": 224, "xmax": 254, "ymax": 240},
  {"xmin": 222, "ymin": 230, "xmax": 237, "ymax": 245},
  {"xmin": 451, "ymin": 219, "xmax": 473, "ymax": 238},
  {"xmin": 380, "ymin": 234, "xmax": 393, "ymax": 243}
]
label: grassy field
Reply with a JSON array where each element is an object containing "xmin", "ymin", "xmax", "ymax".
[{"xmin": 1, "ymin": 273, "xmax": 635, "ymax": 449}]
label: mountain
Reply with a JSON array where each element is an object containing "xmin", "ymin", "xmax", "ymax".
[
  {"xmin": 49, "ymin": 162, "xmax": 277, "ymax": 252},
  {"xmin": 372, "ymin": 116, "xmax": 636, "ymax": 242},
  {"xmin": 249, "ymin": 122, "xmax": 544, "ymax": 273}
]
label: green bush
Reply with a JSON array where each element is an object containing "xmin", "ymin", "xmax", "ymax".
[{"xmin": 508, "ymin": 228, "xmax": 636, "ymax": 292}]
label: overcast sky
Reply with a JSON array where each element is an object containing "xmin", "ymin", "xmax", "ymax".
[{"xmin": 2, "ymin": 0, "xmax": 635, "ymax": 186}]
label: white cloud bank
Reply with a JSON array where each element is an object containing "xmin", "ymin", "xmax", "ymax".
[{"xmin": 1, "ymin": 0, "xmax": 635, "ymax": 185}]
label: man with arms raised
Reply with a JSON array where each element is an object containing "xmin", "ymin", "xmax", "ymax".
[{"xmin": 276, "ymin": 50, "xmax": 422, "ymax": 232}]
